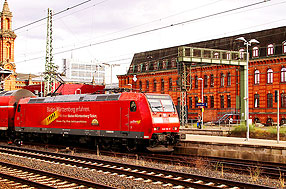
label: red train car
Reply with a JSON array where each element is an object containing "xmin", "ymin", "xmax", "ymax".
[
  {"xmin": 14, "ymin": 92, "xmax": 180, "ymax": 151},
  {"xmin": 0, "ymin": 89, "xmax": 34, "ymax": 131}
]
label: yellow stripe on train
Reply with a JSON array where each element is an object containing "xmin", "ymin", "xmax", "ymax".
[{"xmin": 41, "ymin": 110, "xmax": 60, "ymax": 125}]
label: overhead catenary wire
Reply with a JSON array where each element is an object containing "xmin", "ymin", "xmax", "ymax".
[
  {"xmin": 15, "ymin": 0, "xmax": 271, "ymax": 65},
  {"xmin": 53, "ymin": 0, "xmax": 271, "ymax": 55},
  {"xmin": 15, "ymin": 0, "xmax": 224, "ymax": 57},
  {"xmin": 14, "ymin": 0, "xmax": 110, "ymax": 31}
]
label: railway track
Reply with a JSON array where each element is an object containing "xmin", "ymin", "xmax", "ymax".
[
  {"xmin": 0, "ymin": 161, "xmax": 114, "ymax": 189},
  {"xmin": 0, "ymin": 144, "xmax": 273, "ymax": 188},
  {"xmin": 99, "ymin": 150, "xmax": 286, "ymax": 179}
]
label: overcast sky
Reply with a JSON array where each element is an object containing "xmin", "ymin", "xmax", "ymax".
[{"xmin": 3, "ymin": 0, "xmax": 286, "ymax": 84}]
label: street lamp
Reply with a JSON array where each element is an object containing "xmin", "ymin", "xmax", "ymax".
[
  {"xmin": 236, "ymin": 37, "xmax": 259, "ymax": 141},
  {"xmin": 102, "ymin": 63, "xmax": 120, "ymax": 88},
  {"xmin": 198, "ymin": 78, "xmax": 203, "ymax": 128}
]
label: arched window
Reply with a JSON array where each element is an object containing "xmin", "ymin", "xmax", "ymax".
[
  {"xmin": 226, "ymin": 52, "xmax": 231, "ymax": 60},
  {"xmin": 137, "ymin": 64, "xmax": 142, "ymax": 72},
  {"xmin": 145, "ymin": 63, "xmax": 149, "ymax": 71},
  {"xmin": 139, "ymin": 81, "xmax": 142, "ymax": 91},
  {"xmin": 227, "ymin": 72, "xmax": 231, "ymax": 86},
  {"xmin": 281, "ymin": 67, "xmax": 286, "ymax": 83},
  {"xmin": 6, "ymin": 42, "xmax": 11, "ymax": 60},
  {"xmin": 161, "ymin": 79, "xmax": 164, "ymax": 91},
  {"xmin": 204, "ymin": 96, "xmax": 208, "ymax": 107},
  {"xmin": 214, "ymin": 52, "xmax": 219, "ymax": 59},
  {"xmin": 153, "ymin": 80, "xmax": 157, "ymax": 91},
  {"xmin": 267, "ymin": 93, "xmax": 273, "ymax": 108},
  {"xmin": 254, "ymin": 70, "xmax": 260, "ymax": 84},
  {"xmin": 254, "ymin": 94, "xmax": 259, "ymax": 108},
  {"xmin": 281, "ymin": 93, "xmax": 286, "ymax": 108},
  {"xmin": 210, "ymin": 74, "xmax": 214, "ymax": 87},
  {"xmin": 227, "ymin": 95, "xmax": 231, "ymax": 108},
  {"xmin": 169, "ymin": 78, "xmax": 172, "ymax": 91},
  {"xmin": 267, "ymin": 44, "xmax": 274, "ymax": 56},
  {"xmin": 252, "ymin": 46, "xmax": 259, "ymax": 57},
  {"xmin": 267, "ymin": 68, "xmax": 273, "ymax": 84},
  {"xmin": 189, "ymin": 97, "xmax": 192, "ymax": 109},
  {"xmin": 204, "ymin": 75, "xmax": 208, "ymax": 88},
  {"xmin": 146, "ymin": 80, "xmax": 149, "ymax": 92},
  {"xmin": 283, "ymin": 41, "xmax": 286, "ymax": 54},
  {"xmin": 176, "ymin": 78, "xmax": 180, "ymax": 90},
  {"xmin": 220, "ymin": 73, "xmax": 224, "ymax": 87},
  {"xmin": 239, "ymin": 48, "xmax": 245, "ymax": 59},
  {"xmin": 6, "ymin": 18, "xmax": 10, "ymax": 30},
  {"xmin": 220, "ymin": 95, "xmax": 224, "ymax": 108},
  {"xmin": 195, "ymin": 96, "xmax": 198, "ymax": 107}
]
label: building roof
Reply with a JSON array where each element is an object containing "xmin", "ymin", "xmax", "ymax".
[
  {"xmin": 16, "ymin": 73, "xmax": 38, "ymax": 81},
  {"xmin": 127, "ymin": 26, "xmax": 286, "ymax": 75}
]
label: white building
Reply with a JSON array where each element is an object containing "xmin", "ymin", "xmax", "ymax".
[{"xmin": 62, "ymin": 58, "xmax": 105, "ymax": 84}]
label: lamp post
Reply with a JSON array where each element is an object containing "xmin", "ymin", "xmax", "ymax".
[
  {"xmin": 198, "ymin": 78, "xmax": 204, "ymax": 128},
  {"xmin": 102, "ymin": 63, "xmax": 120, "ymax": 88},
  {"xmin": 236, "ymin": 37, "xmax": 259, "ymax": 141}
]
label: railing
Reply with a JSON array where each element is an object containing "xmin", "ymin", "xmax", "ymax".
[{"xmin": 178, "ymin": 46, "xmax": 247, "ymax": 65}]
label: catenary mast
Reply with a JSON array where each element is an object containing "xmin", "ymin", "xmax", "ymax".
[{"xmin": 44, "ymin": 8, "xmax": 57, "ymax": 96}]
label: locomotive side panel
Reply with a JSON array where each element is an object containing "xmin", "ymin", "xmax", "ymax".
[
  {"xmin": 0, "ymin": 107, "xmax": 8, "ymax": 130},
  {"xmin": 0, "ymin": 89, "xmax": 35, "ymax": 131},
  {"xmin": 15, "ymin": 98, "xmax": 146, "ymax": 139}
]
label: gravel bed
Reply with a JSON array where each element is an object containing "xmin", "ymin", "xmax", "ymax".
[
  {"xmin": 77, "ymin": 152, "xmax": 281, "ymax": 188},
  {"xmin": 0, "ymin": 143, "xmax": 282, "ymax": 188},
  {"xmin": 0, "ymin": 150, "xmax": 170, "ymax": 188}
]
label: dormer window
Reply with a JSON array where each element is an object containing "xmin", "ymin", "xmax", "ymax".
[
  {"xmin": 267, "ymin": 44, "xmax": 274, "ymax": 56},
  {"xmin": 214, "ymin": 52, "xmax": 219, "ymax": 59},
  {"xmin": 239, "ymin": 48, "xmax": 245, "ymax": 59},
  {"xmin": 283, "ymin": 41, "xmax": 286, "ymax": 54},
  {"xmin": 226, "ymin": 52, "xmax": 231, "ymax": 60},
  {"xmin": 252, "ymin": 46, "xmax": 259, "ymax": 57}
]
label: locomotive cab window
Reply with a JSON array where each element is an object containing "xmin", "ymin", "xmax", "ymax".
[
  {"xmin": 146, "ymin": 94, "xmax": 175, "ymax": 112},
  {"xmin": 130, "ymin": 101, "xmax": 137, "ymax": 112},
  {"xmin": 17, "ymin": 104, "xmax": 21, "ymax": 112}
]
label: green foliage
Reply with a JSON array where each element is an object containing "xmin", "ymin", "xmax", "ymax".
[
  {"xmin": 231, "ymin": 123, "xmax": 255, "ymax": 133},
  {"xmin": 267, "ymin": 127, "xmax": 286, "ymax": 135},
  {"xmin": 230, "ymin": 124, "xmax": 286, "ymax": 140}
]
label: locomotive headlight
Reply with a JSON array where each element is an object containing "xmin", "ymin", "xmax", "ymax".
[
  {"xmin": 154, "ymin": 127, "xmax": 160, "ymax": 131},
  {"xmin": 173, "ymin": 127, "xmax": 178, "ymax": 130}
]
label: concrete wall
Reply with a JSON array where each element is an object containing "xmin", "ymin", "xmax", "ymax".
[{"xmin": 176, "ymin": 141, "xmax": 286, "ymax": 163}]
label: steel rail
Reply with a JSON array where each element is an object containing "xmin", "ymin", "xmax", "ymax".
[{"xmin": 0, "ymin": 145, "xmax": 273, "ymax": 189}]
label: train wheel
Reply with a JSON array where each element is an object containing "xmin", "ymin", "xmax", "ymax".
[
  {"xmin": 14, "ymin": 139, "xmax": 23, "ymax": 147},
  {"xmin": 126, "ymin": 139, "xmax": 137, "ymax": 152},
  {"xmin": 100, "ymin": 138, "xmax": 112, "ymax": 150}
]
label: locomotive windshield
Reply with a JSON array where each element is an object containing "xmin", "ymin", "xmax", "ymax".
[{"xmin": 146, "ymin": 94, "xmax": 175, "ymax": 112}]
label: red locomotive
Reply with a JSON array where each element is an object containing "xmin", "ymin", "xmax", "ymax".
[{"xmin": 0, "ymin": 89, "xmax": 181, "ymax": 152}]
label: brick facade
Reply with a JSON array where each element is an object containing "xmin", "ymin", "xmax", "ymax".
[{"xmin": 118, "ymin": 26, "xmax": 286, "ymax": 125}]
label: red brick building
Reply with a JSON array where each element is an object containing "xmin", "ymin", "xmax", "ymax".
[{"xmin": 118, "ymin": 26, "xmax": 286, "ymax": 125}]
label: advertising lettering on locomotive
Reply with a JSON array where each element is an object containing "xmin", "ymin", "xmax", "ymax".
[{"xmin": 0, "ymin": 89, "xmax": 182, "ymax": 152}]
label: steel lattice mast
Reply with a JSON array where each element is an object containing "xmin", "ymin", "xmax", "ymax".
[{"xmin": 44, "ymin": 8, "xmax": 57, "ymax": 96}]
